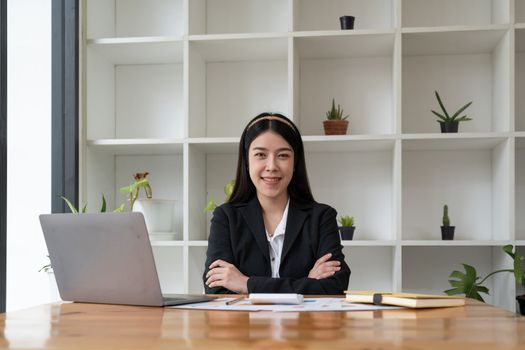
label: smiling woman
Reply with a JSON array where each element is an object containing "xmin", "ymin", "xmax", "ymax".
[{"xmin": 203, "ymin": 113, "xmax": 350, "ymax": 295}]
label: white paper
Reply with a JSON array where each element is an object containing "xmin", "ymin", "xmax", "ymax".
[{"xmin": 169, "ymin": 298, "xmax": 402, "ymax": 312}]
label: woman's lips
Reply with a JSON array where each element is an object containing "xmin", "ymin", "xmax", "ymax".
[{"xmin": 261, "ymin": 177, "xmax": 281, "ymax": 185}]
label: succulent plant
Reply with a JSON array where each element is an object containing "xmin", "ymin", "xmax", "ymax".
[
  {"xmin": 326, "ymin": 98, "xmax": 349, "ymax": 121},
  {"xmin": 338, "ymin": 215, "xmax": 354, "ymax": 227},
  {"xmin": 432, "ymin": 91, "xmax": 472, "ymax": 123},
  {"xmin": 442, "ymin": 204, "xmax": 450, "ymax": 227}
]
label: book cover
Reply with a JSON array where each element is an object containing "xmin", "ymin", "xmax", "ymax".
[{"xmin": 344, "ymin": 291, "xmax": 466, "ymax": 309}]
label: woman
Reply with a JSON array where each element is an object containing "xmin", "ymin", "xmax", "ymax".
[{"xmin": 203, "ymin": 113, "xmax": 350, "ymax": 294}]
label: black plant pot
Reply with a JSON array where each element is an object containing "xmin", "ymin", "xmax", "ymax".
[
  {"xmin": 339, "ymin": 16, "xmax": 355, "ymax": 30},
  {"xmin": 340, "ymin": 226, "xmax": 355, "ymax": 240},
  {"xmin": 517, "ymin": 295, "xmax": 525, "ymax": 316},
  {"xmin": 441, "ymin": 226, "xmax": 455, "ymax": 240},
  {"xmin": 439, "ymin": 121, "xmax": 459, "ymax": 133}
]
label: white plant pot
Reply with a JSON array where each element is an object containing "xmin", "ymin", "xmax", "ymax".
[{"xmin": 133, "ymin": 199, "xmax": 176, "ymax": 236}]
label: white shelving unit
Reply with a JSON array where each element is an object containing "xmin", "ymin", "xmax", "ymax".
[{"xmin": 81, "ymin": 0, "xmax": 524, "ymax": 312}]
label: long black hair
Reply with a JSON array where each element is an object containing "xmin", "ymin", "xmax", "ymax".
[{"xmin": 228, "ymin": 112, "xmax": 315, "ymax": 204}]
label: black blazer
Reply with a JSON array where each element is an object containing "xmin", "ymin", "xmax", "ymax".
[{"xmin": 203, "ymin": 196, "xmax": 350, "ymax": 294}]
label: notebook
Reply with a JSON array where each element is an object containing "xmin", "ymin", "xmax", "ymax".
[
  {"xmin": 345, "ymin": 291, "xmax": 466, "ymax": 308},
  {"xmin": 39, "ymin": 212, "xmax": 214, "ymax": 307}
]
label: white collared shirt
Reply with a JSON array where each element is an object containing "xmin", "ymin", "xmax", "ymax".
[{"xmin": 265, "ymin": 199, "xmax": 290, "ymax": 278}]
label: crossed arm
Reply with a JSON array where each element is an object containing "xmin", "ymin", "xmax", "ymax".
[{"xmin": 205, "ymin": 252, "xmax": 342, "ymax": 293}]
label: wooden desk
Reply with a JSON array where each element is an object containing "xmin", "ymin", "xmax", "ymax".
[{"xmin": 0, "ymin": 299, "xmax": 524, "ymax": 349}]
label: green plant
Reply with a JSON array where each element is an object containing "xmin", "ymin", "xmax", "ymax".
[
  {"xmin": 444, "ymin": 245, "xmax": 525, "ymax": 302},
  {"xmin": 432, "ymin": 91, "xmax": 472, "ymax": 124},
  {"xmin": 338, "ymin": 215, "xmax": 354, "ymax": 227},
  {"xmin": 61, "ymin": 194, "xmax": 124, "ymax": 214},
  {"xmin": 204, "ymin": 179, "xmax": 235, "ymax": 213},
  {"xmin": 38, "ymin": 255, "xmax": 52, "ymax": 273},
  {"xmin": 119, "ymin": 172, "xmax": 152, "ymax": 211},
  {"xmin": 442, "ymin": 204, "xmax": 450, "ymax": 227},
  {"xmin": 325, "ymin": 98, "xmax": 349, "ymax": 121}
]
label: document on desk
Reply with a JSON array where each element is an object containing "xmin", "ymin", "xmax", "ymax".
[{"xmin": 168, "ymin": 297, "xmax": 401, "ymax": 312}]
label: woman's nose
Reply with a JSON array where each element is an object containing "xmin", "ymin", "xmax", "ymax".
[{"xmin": 265, "ymin": 156, "xmax": 277, "ymax": 171}]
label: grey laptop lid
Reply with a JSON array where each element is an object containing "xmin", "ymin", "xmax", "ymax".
[{"xmin": 39, "ymin": 212, "xmax": 213, "ymax": 307}]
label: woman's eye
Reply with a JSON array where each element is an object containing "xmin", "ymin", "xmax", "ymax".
[
  {"xmin": 278, "ymin": 153, "xmax": 290, "ymax": 159},
  {"xmin": 254, "ymin": 153, "xmax": 266, "ymax": 158}
]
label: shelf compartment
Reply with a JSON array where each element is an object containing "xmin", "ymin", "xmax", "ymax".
[
  {"xmin": 188, "ymin": 37, "xmax": 288, "ymax": 138},
  {"xmin": 402, "ymin": 246, "xmax": 515, "ymax": 310},
  {"xmin": 516, "ymin": 138, "xmax": 525, "ymax": 239},
  {"xmin": 187, "ymin": 145, "xmax": 238, "ymax": 241},
  {"xmin": 402, "ymin": 138, "xmax": 512, "ymax": 240},
  {"xmin": 402, "ymin": 28, "xmax": 508, "ymax": 55},
  {"xmin": 87, "ymin": 44, "xmax": 184, "ymax": 139},
  {"xmin": 87, "ymin": 0, "xmax": 184, "ymax": 39},
  {"xmin": 295, "ymin": 34, "xmax": 395, "ymax": 136},
  {"xmin": 402, "ymin": 29, "xmax": 511, "ymax": 133},
  {"xmin": 517, "ymin": 29, "xmax": 525, "ymax": 131},
  {"xmin": 189, "ymin": 247, "xmax": 207, "ymax": 293},
  {"xmin": 187, "ymin": 138, "xmax": 239, "ymax": 154},
  {"xmin": 152, "ymin": 246, "xmax": 185, "ymax": 293},
  {"xmin": 87, "ymin": 139, "xmax": 184, "ymax": 155},
  {"xmin": 517, "ymin": 0, "xmax": 525, "ymax": 24},
  {"xmin": 151, "ymin": 241, "xmax": 186, "ymax": 247},
  {"xmin": 294, "ymin": 0, "xmax": 395, "ymax": 31},
  {"xmin": 294, "ymin": 32, "xmax": 395, "ymax": 59},
  {"xmin": 189, "ymin": 0, "xmax": 289, "ymax": 35},
  {"xmin": 307, "ymin": 149, "xmax": 395, "ymax": 241},
  {"xmin": 401, "ymin": 0, "xmax": 510, "ymax": 27},
  {"xmin": 87, "ymin": 38, "xmax": 183, "ymax": 65},
  {"xmin": 401, "ymin": 135, "xmax": 508, "ymax": 150},
  {"xmin": 401, "ymin": 240, "xmax": 513, "ymax": 246},
  {"xmin": 95, "ymin": 155, "xmax": 184, "ymax": 240},
  {"xmin": 343, "ymin": 246, "xmax": 396, "ymax": 291},
  {"xmin": 302, "ymin": 136, "xmax": 396, "ymax": 153},
  {"xmin": 341, "ymin": 240, "xmax": 396, "ymax": 246},
  {"xmin": 83, "ymin": 156, "xmax": 181, "ymax": 227},
  {"xmin": 188, "ymin": 35, "xmax": 288, "ymax": 62}
]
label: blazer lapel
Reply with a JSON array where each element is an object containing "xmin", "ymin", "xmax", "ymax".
[
  {"xmin": 239, "ymin": 197, "xmax": 270, "ymax": 263},
  {"xmin": 281, "ymin": 199, "xmax": 310, "ymax": 265}
]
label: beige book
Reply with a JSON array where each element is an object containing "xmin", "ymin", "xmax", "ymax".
[{"xmin": 344, "ymin": 291, "xmax": 466, "ymax": 309}]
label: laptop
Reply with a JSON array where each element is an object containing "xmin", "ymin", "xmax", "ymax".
[{"xmin": 39, "ymin": 212, "xmax": 215, "ymax": 307}]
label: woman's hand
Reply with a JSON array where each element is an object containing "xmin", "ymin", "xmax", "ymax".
[
  {"xmin": 308, "ymin": 253, "xmax": 341, "ymax": 279},
  {"xmin": 205, "ymin": 259, "xmax": 249, "ymax": 294}
]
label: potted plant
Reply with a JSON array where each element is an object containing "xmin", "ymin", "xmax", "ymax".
[
  {"xmin": 441, "ymin": 204, "xmax": 455, "ymax": 240},
  {"xmin": 431, "ymin": 91, "xmax": 472, "ymax": 133},
  {"xmin": 61, "ymin": 193, "xmax": 124, "ymax": 214},
  {"xmin": 339, "ymin": 16, "xmax": 355, "ymax": 30},
  {"xmin": 323, "ymin": 98, "xmax": 349, "ymax": 135},
  {"xmin": 204, "ymin": 179, "xmax": 235, "ymax": 213},
  {"xmin": 444, "ymin": 245, "xmax": 525, "ymax": 315},
  {"xmin": 122, "ymin": 172, "xmax": 177, "ymax": 238},
  {"xmin": 338, "ymin": 215, "xmax": 355, "ymax": 240},
  {"xmin": 119, "ymin": 172, "xmax": 152, "ymax": 211}
]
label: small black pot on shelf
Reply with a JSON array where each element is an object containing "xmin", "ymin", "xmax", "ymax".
[
  {"xmin": 439, "ymin": 121, "xmax": 459, "ymax": 133},
  {"xmin": 441, "ymin": 226, "xmax": 455, "ymax": 240},
  {"xmin": 517, "ymin": 295, "xmax": 525, "ymax": 316},
  {"xmin": 339, "ymin": 16, "xmax": 355, "ymax": 30},
  {"xmin": 339, "ymin": 226, "xmax": 355, "ymax": 240}
]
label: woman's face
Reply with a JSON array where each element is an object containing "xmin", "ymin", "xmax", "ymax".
[{"xmin": 248, "ymin": 131, "xmax": 295, "ymax": 203}]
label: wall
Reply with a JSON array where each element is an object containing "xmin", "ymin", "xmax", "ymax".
[{"xmin": 7, "ymin": 0, "xmax": 52, "ymax": 311}]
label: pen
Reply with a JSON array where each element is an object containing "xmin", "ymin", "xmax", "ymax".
[{"xmin": 226, "ymin": 296, "xmax": 246, "ymax": 305}]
